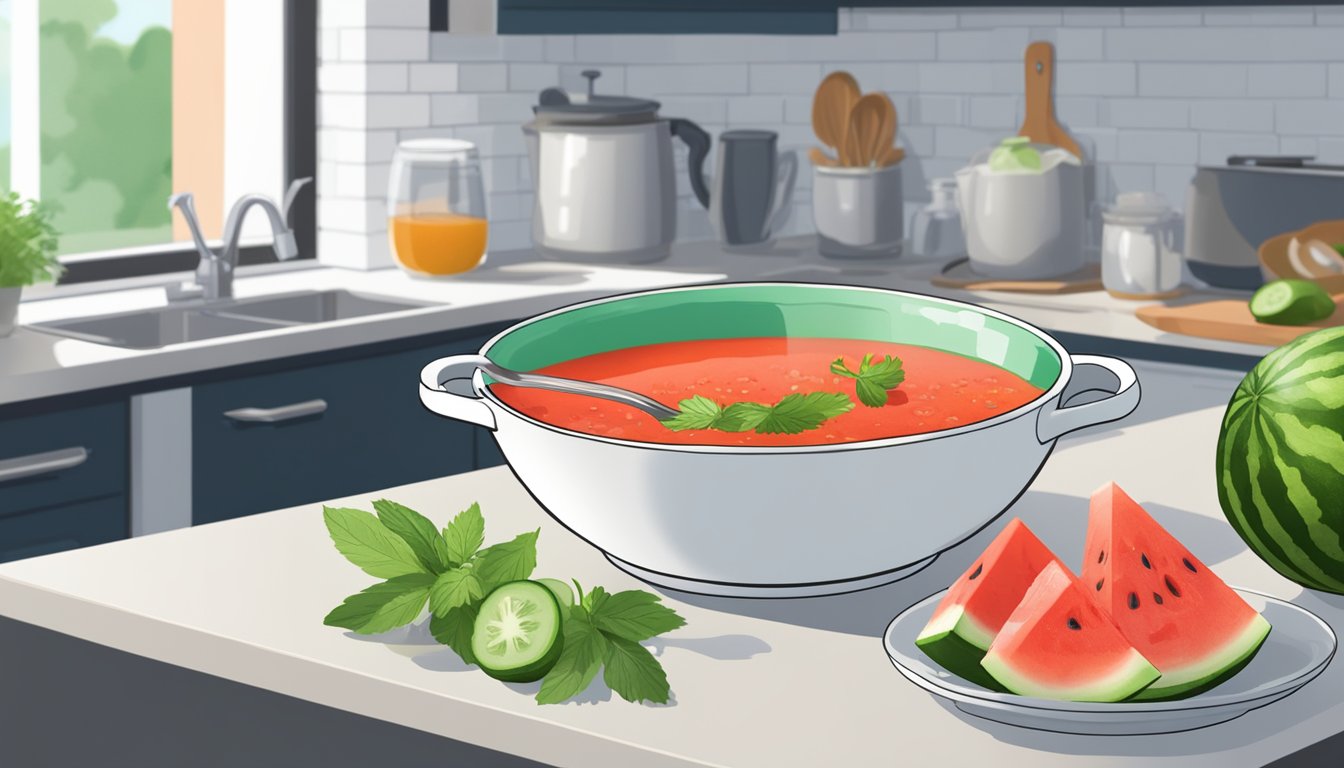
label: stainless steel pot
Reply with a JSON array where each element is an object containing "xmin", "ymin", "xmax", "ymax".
[
  {"xmin": 419, "ymin": 283, "xmax": 1140, "ymax": 598},
  {"xmin": 523, "ymin": 70, "xmax": 711, "ymax": 263}
]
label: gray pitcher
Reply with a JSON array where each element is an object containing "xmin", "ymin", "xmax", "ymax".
[{"xmin": 709, "ymin": 130, "xmax": 797, "ymax": 246}]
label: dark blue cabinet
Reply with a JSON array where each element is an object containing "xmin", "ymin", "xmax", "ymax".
[
  {"xmin": 191, "ymin": 332, "xmax": 496, "ymax": 525},
  {"xmin": 0, "ymin": 400, "xmax": 129, "ymax": 562}
]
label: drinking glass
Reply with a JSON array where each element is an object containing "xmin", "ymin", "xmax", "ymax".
[{"xmin": 388, "ymin": 139, "xmax": 488, "ymax": 276}]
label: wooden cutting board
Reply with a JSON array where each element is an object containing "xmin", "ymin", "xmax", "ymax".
[
  {"xmin": 1018, "ymin": 41, "xmax": 1083, "ymax": 160},
  {"xmin": 933, "ymin": 258, "xmax": 1102, "ymax": 294},
  {"xmin": 1136, "ymin": 299, "xmax": 1344, "ymax": 347}
]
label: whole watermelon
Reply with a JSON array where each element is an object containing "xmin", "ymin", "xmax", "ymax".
[{"xmin": 1217, "ymin": 327, "xmax": 1344, "ymax": 594}]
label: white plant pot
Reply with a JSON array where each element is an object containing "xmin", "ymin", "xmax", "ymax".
[{"xmin": 0, "ymin": 286, "xmax": 20, "ymax": 338}]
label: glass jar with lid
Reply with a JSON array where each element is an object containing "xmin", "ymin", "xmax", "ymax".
[{"xmin": 387, "ymin": 138, "xmax": 488, "ymax": 276}]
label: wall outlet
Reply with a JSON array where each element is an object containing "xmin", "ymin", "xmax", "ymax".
[{"xmin": 431, "ymin": 0, "xmax": 496, "ymax": 36}]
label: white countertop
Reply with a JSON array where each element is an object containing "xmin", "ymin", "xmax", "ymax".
[
  {"xmin": 0, "ymin": 360, "xmax": 1338, "ymax": 767},
  {"xmin": 0, "ymin": 238, "xmax": 1273, "ymax": 407}
]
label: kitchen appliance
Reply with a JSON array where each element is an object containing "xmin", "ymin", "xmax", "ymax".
[
  {"xmin": 387, "ymin": 139, "xmax": 488, "ymax": 277},
  {"xmin": 419, "ymin": 283, "xmax": 1138, "ymax": 598},
  {"xmin": 813, "ymin": 164, "xmax": 904, "ymax": 258},
  {"xmin": 708, "ymin": 130, "xmax": 797, "ymax": 247},
  {"xmin": 523, "ymin": 70, "xmax": 711, "ymax": 263},
  {"xmin": 1101, "ymin": 192, "xmax": 1183, "ymax": 299},
  {"xmin": 956, "ymin": 141, "xmax": 1085, "ymax": 279},
  {"xmin": 1185, "ymin": 156, "xmax": 1344, "ymax": 289},
  {"xmin": 910, "ymin": 177, "xmax": 965, "ymax": 261}
]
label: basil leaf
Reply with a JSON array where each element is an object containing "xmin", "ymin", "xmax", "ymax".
[
  {"xmin": 660, "ymin": 395, "xmax": 722, "ymax": 431},
  {"xmin": 373, "ymin": 499, "xmax": 450, "ymax": 572},
  {"xmin": 429, "ymin": 567, "xmax": 484, "ymax": 616},
  {"xmin": 323, "ymin": 573, "xmax": 435, "ymax": 634},
  {"xmin": 323, "ymin": 506, "xmax": 429, "ymax": 579},
  {"xmin": 536, "ymin": 612, "xmax": 609, "ymax": 705},
  {"xmin": 588, "ymin": 591, "xmax": 687, "ymax": 642},
  {"xmin": 602, "ymin": 635, "xmax": 670, "ymax": 704},
  {"xmin": 474, "ymin": 529, "xmax": 539, "ymax": 590},
  {"xmin": 442, "ymin": 502, "xmax": 485, "ymax": 568},
  {"xmin": 718, "ymin": 402, "xmax": 770, "ymax": 432},
  {"xmin": 430, "ymin": 603, "xmax": 479, "ymax": 666},
  {"xmin": 754, "ymin": 392, "xmax": 854, "ymax": 434}
]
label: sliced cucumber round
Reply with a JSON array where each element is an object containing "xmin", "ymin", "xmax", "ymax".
[
  {"xmin": 1250, "ymin": 279, "xmax": 1335, "ymax": 326},
  {"xmin": 471, "ymin": 580, "xmax": 564, "ymax": 682},
  {"xmin": 536, "ymin": 578, "xmax": 575, "ymax": 610}
]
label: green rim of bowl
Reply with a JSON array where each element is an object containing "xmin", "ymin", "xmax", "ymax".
[{"xmin": 479, "ymin": 283, "xmax": 1068, "ymax": 453}]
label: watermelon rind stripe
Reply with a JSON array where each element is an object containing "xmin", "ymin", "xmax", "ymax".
[
  {"xmin": 915, "ymin": 606, "xmax": 1008, "ymax": 692},
  {"xmin": 1130, "ymin": 613, "xmax": 1271, "ymax": 701},
  {"xmin": 980, "ymin": 648, "xmax": 1159, "ymax": 703},
  {"xmin": 1259, "ymin": 328, "xmax": 1344, "ymax": 386},
  {"xmin": 1220, "ymin": 411, "xmax": 1296, "ymax": 586},
  {"xmin": 1262, "ymin": 413, "xmax": 1344, "ymax": 567},
  {"xmin": 1256, "ymin": 418, "xmax": 1344, "ymax": 591},
  {"xmin": 1244, "ymin": 412, "xmax": 1342, "ymax": 590},
  {"xmin": 1266, "ymin": 375, "xmax": 1344, "ymax": 411},
  {"xmin": 1265, "ymin": 350, "xmax": 1344, "ymax": 390}
]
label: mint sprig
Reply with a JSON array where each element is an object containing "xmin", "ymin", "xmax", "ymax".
[
  {"xmin": 662, "ymin": 391, "xmax": 854, "ymax": 435},
  {"xmin": 535, "ymin": 582, "xmax": 686, "ymax": 705},
  {"xmin": 831, "ymin": 353, "xmax": 906, "ymax": 407}
]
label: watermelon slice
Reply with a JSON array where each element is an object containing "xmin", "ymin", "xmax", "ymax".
[
  {"xmin": 981, "ymin": 562, "xmax": 1161, "ymax": 702},
  {"xmin": 915, "ymin": 519, "xmax": 1067, "ymax": 691},
  {"xmin": 1082, "ymin": 482, "xmax": 1271, "ymax": 700}
]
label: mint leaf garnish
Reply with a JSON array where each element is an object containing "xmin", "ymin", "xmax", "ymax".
[
  {"xmin": 323, "ymin": 573, "xmax": 435, "ymax": 634},
  {"xmin": 603, "ymin": 634, "xmax": 671, "ymax": 704},
  {"xmin": 429, "ymin": 567, "xmax": 484, "ymax": 616},
  {"xmin": 536, "ymin": 609, "xmax": 608, "ymax": 705},
  {"xmin": 587, "ymin": 590, "xmax": 687, "ymax": 642},
  {"xmin": 474, "ymin": 529, "xmax": 539, "ymax": 589},
  {"xmin": 374, "ymin": 499, "xmax": 450, "ymax": 573},
  {"xmin": 754, "ymin": 391, "xmax": 854, "ymax": 434},
  {"xmin": 323, "ymin": 506, "xmax": 430, "ymax": 579},
  {"xmin": 430, "ymin": 603, "xmax": 479, "ymax": 666},
  {"xmin": 442, "ymin": 502, "xmax": 485, "ymax": 567},
  {"xmin": 659, "ymin": 395, "xmax": 723, "ymax": 431},
  {"xmin": 831, "ymin": 353, "xmax": 906, "ymax": 407}
]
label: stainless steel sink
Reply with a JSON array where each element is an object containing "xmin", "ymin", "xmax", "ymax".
[
  {"xmin": 28, "ymin": 290, "xmax": 436, "ymax": 349},
  {"xmin": 225, "ymin": 289, "xmax": 435, "ymax": 324}
]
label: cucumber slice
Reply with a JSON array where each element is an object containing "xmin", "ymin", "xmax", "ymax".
[
  {"xmin": 1250, "ymin": 279, "xmax": 1335, "ymax": 326},
  {"xmin": 536, "ymin": 578, "xmax": 575, "ymax": 610},
  {"xmin": 471, "ymin": 580, "xmax": 564, "ymax": 682}
]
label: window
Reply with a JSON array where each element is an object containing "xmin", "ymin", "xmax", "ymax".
[{"xmin": 0, "ymin": 0, "xmax": 315, "ymax": 285}]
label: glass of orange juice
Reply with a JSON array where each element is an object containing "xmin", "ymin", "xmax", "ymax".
[{"xmin": 388, "ymin": 139, "xmax": 488, "ymax": 276}]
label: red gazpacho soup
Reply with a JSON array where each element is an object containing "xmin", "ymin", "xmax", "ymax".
[{"xmin": 490, "ymin": 337, "xmax": 1047, "ymax": 447}]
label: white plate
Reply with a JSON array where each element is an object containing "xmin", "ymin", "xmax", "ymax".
[{"xmin": 883, "ymin": 588, "xmax": 1336, "ymax": 735}]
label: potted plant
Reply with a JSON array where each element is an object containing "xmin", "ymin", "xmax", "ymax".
[{"xmin": 0, "ymin": 192, "xmax": 61, "ymax": 337}]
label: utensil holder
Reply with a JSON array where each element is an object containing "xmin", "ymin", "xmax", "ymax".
[{"xmin": 812, "ymin": 164, "xmax": 903, "ymax": 259}]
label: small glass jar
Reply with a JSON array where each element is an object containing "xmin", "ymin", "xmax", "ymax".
[
  {"xmin": 1101, "ymin": 192, "xmax": 1183, "ymax": 299},
  {"xmin": 910, "ymin": 177, "xmax": 965, "ymax": 261},
  {"xmin": 387, "ymin": 139, "xmax": 488, "ymax": 277}
]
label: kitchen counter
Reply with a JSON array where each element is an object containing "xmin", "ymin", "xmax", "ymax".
[
  {"xmin": 0, "ymin": 360, "xmax": 1338, "ymax": 767},
  {"xmin": 1, "ymin": 237, "xmax": 1275, "ymax": 408}
]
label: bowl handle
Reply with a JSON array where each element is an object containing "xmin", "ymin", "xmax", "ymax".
[
  {"xmin": 419, "ymin": 355, "xmax": 498, "ymax": 431},
  {"xmin": 1035, "ymin": 355, "xmax": 1140, "ymax": 444}
]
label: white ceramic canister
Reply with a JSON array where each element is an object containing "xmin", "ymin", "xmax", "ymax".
[
  {"xmin": 812, "ymin": 163, "xmax": 904, "ymax": 258},
  {"xmin": 1101, "ymin": 192, "xmax": 1183, "ymax": 299}
]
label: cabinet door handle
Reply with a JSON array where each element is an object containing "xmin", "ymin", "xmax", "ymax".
[
  {"xmin": 0, "ymin": 447, "xmax": 89, "ymax": 484},
  {"xmin": 223, "ymin": 399, "xmax": 328, "ymax": 424}
]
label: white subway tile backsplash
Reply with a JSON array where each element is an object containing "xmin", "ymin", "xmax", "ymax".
[
  {"xmin": 1248, "ymin": 64, "xmax": 1327, "ymax": 98},
  {"xmin": 319, "ymin": 198, "xmax": 385, "ymax": 234},
  {"xmin": 1279, "ymin": 136, "xmax": 1318, "ymax": 156},
  {"xmin": 1056, "ymin": 97, "xmax": 1100, "ymax": 127},
  {"xmin": 430, "ymin": 94, "xmax": 481, "ymax": 126},
  {"xmin": 1122, "ymin": 9, "xmax": 1203, "ymax": 27},
  {"xmin": 1276, "ymin": 100, "xmax": 1344, "ymax": 136},
  {"xmin": 1054, "ymin": 28, "xmax": 1104, "ymax": 61},
  {"xmin": 477, "ymin": 94, "xmax": 535, "ymax": 125},
  {"xmin": 918, "ymin": 62, "xmax": 1016, "ymax": 95},
  {"xmin": 544, "ymin": 36, "xmax": 576, "ymax": 63},
  {"xmin": 432, "ymin": 35, "xmax": 545, "ymax": 63},
  {"xmin": 656, "ymin": 97, "xmax": 728, "ymax": 125},
  {"xmin": 1199, "ymin": 133, "xmax": 1279, "ymax": 165},
  {"xmin": 1139, "ymin": 64, "xmax": 1247, "ymax": 98},
  {"xmin": 967, "ymin": 96, "xmax": 1013, "ymax": 129},
  {"xmin": 458, "ymin": 63, "xmax": 508, "ymax": 92},
  {"xmin": 364, "ymin": 0, "xmax": 428, "ymax": 29},
  {"xmin": 750, "ymin": 64, "xmax": 824, "ymax": 94},
  {"xmin": 784, "ymin": 96, "xmax": 813, "ymax": 125},
  {"xmin": 509, "ymin": 64, "xmax": 561, "ymax": 93},
  {"xmin": 1117, "ymin": 130, "xmax": 1198, "ymax": 164},
  {"xmin": 1062, "ymin": 9, "xmax": 1123, "ymax": 28},
  {"xmin": 455, "ymin": 124, "xmax": 528, "ymax": 158},
  {"xmin": 367, "ymin": 94, "xmax": 431, "ymax": 129},
  {"xmin": 821, "ymin": 63, "xmax": 919, "ymax": 92},
  {"xmin": 628, "ymin": 65, "xmax": 749, "ymax": 95},
  {"xmin": 937, "ymin": 28, "xmax": 1031, "ymax": 62},
  {"xmin": 1109, "ymin": 27, "xmax": 1344, "ymax": 62},
  {"xmin": 357, "ymin": 30, "xmax": 430, "ymax": 62},
  {"xmin": 1057, "ymin": 63, "xmax": 1135, "ymax": 97},
  {"xmin": 914, "ymin": 95, "xmax": 964, "ymax": 126},
  {"xmin": 1202, "ymin": 8, "xmax": 1315, "ymax": 27},
  {"xmin": 848, "ymin": 10, "xmax": 958, "ymax": 31},
  {"xmin": 728, "ymin": 96, "xmax": 785, "ymax": 126},
  {"xmin": 1190, "ymin": 100, "xmax": 1274, "ymax": 133},
  {"xmin": 1329, "ymin": 64, "xmax": 1344, "ymax": 98},
  {"xmin": 957, "ymin": 11, "xmax": 1064, "ymax": 29},
  {"xmin": 1101, "ymin": 98, "xmax": 1189, "ymax": 129},
  {"xmin": 409, "ymin": 63, "xmax": 459, "ymax": 92}
]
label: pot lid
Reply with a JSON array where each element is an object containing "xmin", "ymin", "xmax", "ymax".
[{"xmin": 532, "ymin": 69, "xmax": 660, "ymax": 124}]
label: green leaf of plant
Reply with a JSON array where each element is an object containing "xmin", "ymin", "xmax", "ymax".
[
  {"xmin": 429, "ymin": 567, "xmax": 484, "ymax": 616},
  {"xmin": 430, "ymin": 603, "xmax": 479, "ymax": 666},
  {"xmin": 854, "ymin": 377, "xmax": 889, "ymax": 407},
  {"xmin": 588, "ymin": 591, "xmax": 687, "ymax": 642},
  {"xmin": 660, "ymin": 395, "xmax": 722, "ymax": 431},
  {"xmin": 536, "ymin": 611, "xmax": 609, "ymax": 705},
  {"xmin": 474, "ymin": 529, "xmax": 540, "ymax": 590},
  {"xmin": 602, "ymin": 635, "xmax": 670, "ymax": 704},
  {"xmin": 830, "ymin": 356, "xmax": 858, "ymax": 379},
  {"xmin": 718, "ymin": 402, "xmax": 770, "ymax": 432},
  {"xmin": 834, "ymin": 354, "xmax": 905, "ymax": 407},
  {"xmin": 754, "ymin": 392, "xmax": 854, "ymax": 434},
  {"xmin": 322, "ymin": 573, "xmax": 435, "ymax": 635},
  {"xmin": 373, "ymin": 499, "xmax": 450, "ymax": 573},
  {"xmin": 0, "ymin": 193, "xmax": 63, "ymax": 288},
  {"xmin": 863, "ymin": 354, "xmax": 906, "ymax": 390},
  {"xmin": 323, "ymin": 506, "xmax": 429, "ymax": 579},
  {"xmin": 581, "ymin": 585, "xmax": 610, "ymax": 615},
  {"xmin": 442, "ymin": 502, "xmax": 486, "ymax": 567}
]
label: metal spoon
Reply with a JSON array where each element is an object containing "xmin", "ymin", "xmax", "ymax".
[{"xmin": 439, "ymin": 355, "xmax": 680, "ymax": 421}]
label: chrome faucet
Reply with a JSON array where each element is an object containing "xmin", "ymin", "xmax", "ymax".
[{"xmin": 168, "ymin": 177, "xmax": 312, "ymax": 300}]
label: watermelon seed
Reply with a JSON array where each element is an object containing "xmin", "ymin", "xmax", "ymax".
[
  {"xmin": 1098, "ymin": 550, "xmax": 1105, "ymax": 564},
  {"xmin": 1165, "ymin": 576, "xmax": 1181, "ymax": 597},
  {"xmin": 1183, "ymin": 558, "xmax": 1197, "ymax": 573},
  {"xmin": 1095, "ymin": 578, "xmax": 1104, "ymax": 591},
  {"xmin": 1153, "ymin": 592, "xmax": 1164, "ymax": 605},
  {"xmin": 1141, "ymin": 553, "xmax": 1151, "ymax": 569},
  {"xmin": 1067, "ymin": 618, "xmax": 1082, "ymax": 630},
  {"xmin": 1128, "ymin": 592, "xmax": 1139, "ymax": 609},
  {"xmin": 968, "ymin": 564, "xmax": 983, "ymax": 580}
]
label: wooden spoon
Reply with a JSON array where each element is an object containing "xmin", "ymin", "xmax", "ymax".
[
  {"xmin": 876, "ymin": 145, "xmax": 905, "ymax": 167},
  {"xmin": 809, "ymin": 147, "xmax": 838, "ymax": 167},
  {"xmin": 847, "ymin": 94, "xmax": 888, "ymax": 167},
  {"xmin": 812, "ymin": 71, "xmax": 860, "ymax": 160}
]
